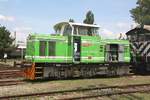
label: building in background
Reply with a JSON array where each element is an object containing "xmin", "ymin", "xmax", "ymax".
[{"xmin": 8, "ymin": 32, "xmax": 26, "ymax": 59}]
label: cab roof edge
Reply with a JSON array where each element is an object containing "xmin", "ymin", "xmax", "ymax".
[{"xmin": 54, "ymin": 22, "xmax": 100, "ymax": 31}]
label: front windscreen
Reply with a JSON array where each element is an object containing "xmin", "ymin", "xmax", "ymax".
[{"xmin": 78, "ymin": 26, "xmax": 99, "ymax": 36}]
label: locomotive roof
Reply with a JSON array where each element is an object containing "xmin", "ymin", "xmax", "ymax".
[
  {"xmin": 144, "ymin": 25, "xmax": 150, "ymax": 31},
  {"xmin": 54, "ymin": 22, "xmax": 100, "ymax": 31},
  {"xmin": 126, "ymin": 25, "xmax": 150, "ymax": 35}
]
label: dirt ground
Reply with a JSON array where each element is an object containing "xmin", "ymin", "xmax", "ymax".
[{"xmin": 0, "ymin": 75, "xmax": 150, "ymax": 99}]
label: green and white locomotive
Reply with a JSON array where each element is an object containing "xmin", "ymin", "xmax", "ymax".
[{"xmin": 24, "ymin": 22, "xmax": 131, "ymax": 80}]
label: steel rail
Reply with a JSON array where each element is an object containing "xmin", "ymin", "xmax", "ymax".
[
  {"xmin": 60, "ymin": 89, "xmax": 150, "ymax": 100},
  {"xmin": 0, "ymin": 83, "xmax": 150, "ymax": 99},
  {"xmin": 0, "ymin": 80, "xmax": 25, "ymax": 86}
]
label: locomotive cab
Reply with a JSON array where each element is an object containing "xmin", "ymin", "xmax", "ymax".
[{"xmin": 54, "ymin": 22, "xmax": 100, "ymax": 63}]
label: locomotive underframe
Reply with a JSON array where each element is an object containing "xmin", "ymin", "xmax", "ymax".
[{"xmin": 23, "ymin": 62, "xmax": 131, "ymax": 80}]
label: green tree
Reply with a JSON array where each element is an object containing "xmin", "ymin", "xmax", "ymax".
[
  {"xmin": 130, "ymin": 0, "xmax": 150, "ymax": 26},
  {"xmin": 0, "ymin": 25, "xmax": 15, "ymax": 58},
  {"xmin": 69, "ymin": 19, "xmax": 75, "ymax": 22},
  {"xmin": 83, "ymin": 11, "xmax": 95, "ymax": 35},
  {"xmin": 83, "ymin": 10, "xmax": 94, "ymax": 24}
]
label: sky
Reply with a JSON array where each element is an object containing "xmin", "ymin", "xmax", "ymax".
[{"xmin": 0, "ymin": 0, "xmax": 137, "ymax": 42}]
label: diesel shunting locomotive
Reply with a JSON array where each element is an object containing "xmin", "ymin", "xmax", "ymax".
[{"xmin": 23, "ymin": 22, "xmax": 131, "ymax": 80}]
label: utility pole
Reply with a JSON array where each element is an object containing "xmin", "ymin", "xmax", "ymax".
[{"xmin": 14, "ymin": 31, "xmax": 16, "ymax": 46}]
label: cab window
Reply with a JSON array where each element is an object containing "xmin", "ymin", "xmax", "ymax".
[
  {"xmin": 78, "ymin": 26, "xmax": 99, "ymax": 36},
  {"xmin": 78, "ymin": 26, "xmax": 88, "ymax": 35},
  {"xmin": 63, "ymin": 25, "xmax": 72, "ymax": 36}
]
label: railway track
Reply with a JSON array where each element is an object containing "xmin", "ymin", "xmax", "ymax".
[
  {"xmin": 0, "ymin": 83, "xmax": 150, "ymax": 99},
  {"xmin": 0, "ymin": 70, "xmax": 21, "ymax": 73},
  {"xmin": 0, "ymin": 80, "xmax": 25, "ymax": 86},
  {"xmin": 0, "ymin": 67, "xmax": 24, "ymax": 86},
  {"xmin": 0, "ymin": 69, "xmax": 24, "ymax": 79}
]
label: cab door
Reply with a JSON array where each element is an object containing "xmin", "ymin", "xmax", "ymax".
[{"xmin": 73, "ymin": 36, "xmax": 81, "ymax": 63}]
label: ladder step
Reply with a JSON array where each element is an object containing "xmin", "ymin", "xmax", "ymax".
[
  {"xmin": 36, "ymin": 67, "xmax": 43, "ymax": 69},
  {"xmin": 35, "ymin": 72, "xmax": 43, "ymax": 74},
  {"xmin": 35, "ymin": 77, "xmax": 43, "ymax": 79}
]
